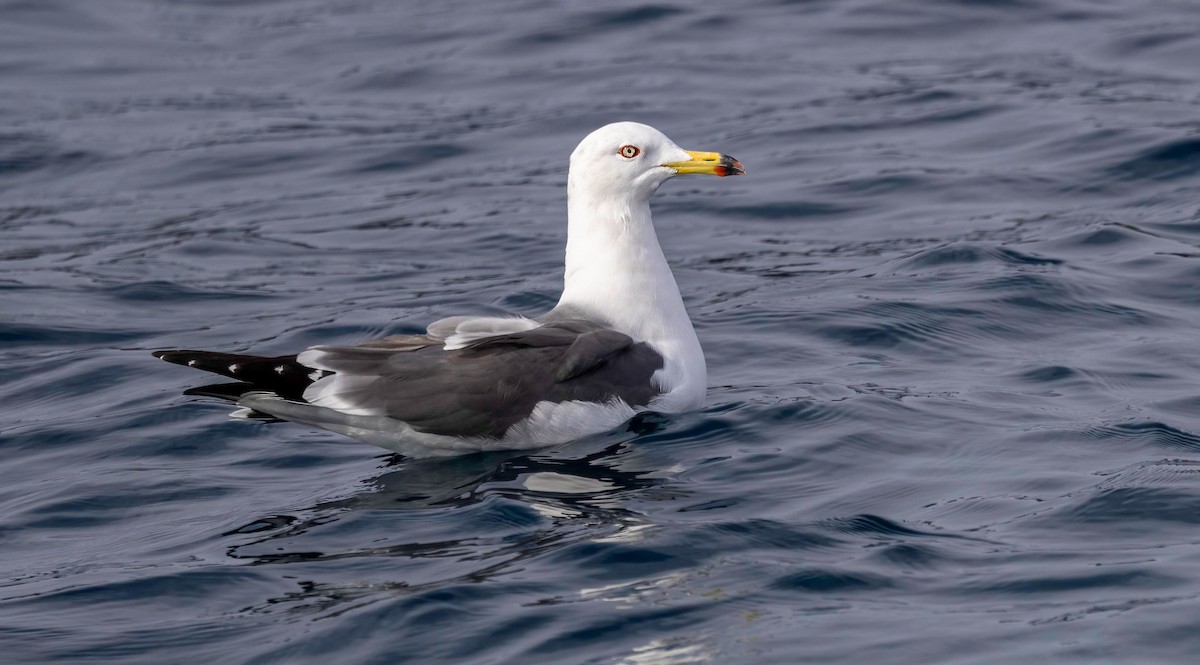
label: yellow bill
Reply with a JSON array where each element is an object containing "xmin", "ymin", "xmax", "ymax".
[{"xmin": 663, "ymin": 150, "xmax": 746, "ymax": 177}]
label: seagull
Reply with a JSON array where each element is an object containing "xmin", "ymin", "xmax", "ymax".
[{"xmin": 154, "ymin": 121, "xmax": 745, "ymax": 457}]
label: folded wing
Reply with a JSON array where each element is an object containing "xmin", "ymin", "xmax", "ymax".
[
  {"xmin": 156, "ymin": 319, "xmax": 664, "ymax": 440},
  {"xmin": 299, "ymin": 319, "xmax": 663, "ymax": 438}
]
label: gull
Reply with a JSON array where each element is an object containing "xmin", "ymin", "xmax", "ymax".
[{"xmin": 154, "ymin": 121, "xmax": 745, "ymax": 457}]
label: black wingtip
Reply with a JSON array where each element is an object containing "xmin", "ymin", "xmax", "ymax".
[
  {"xmin": 153, "ymin": 350, "xmax": 200, "ymax": 366},
  {"xmin": 152, "ymin": 349, "xmax": 315, "ymax": 399}
]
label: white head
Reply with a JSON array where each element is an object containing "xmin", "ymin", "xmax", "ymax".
[
  {"xmin": 567, "ymin": 121, "xmax": 744, "ymax": 208},
  {"xmin": 559, "ymin": 122, "xmax": 738, "ymax": 411}
]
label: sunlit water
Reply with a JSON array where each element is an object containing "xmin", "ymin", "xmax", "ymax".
[{"xmin": 3, "ymin": 1, "xmax": 1200, "ymax": 663}]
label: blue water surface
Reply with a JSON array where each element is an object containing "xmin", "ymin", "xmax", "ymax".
[{"xmin": 3, "ymin": 1, "xmax": 1200, "ymax": 663}]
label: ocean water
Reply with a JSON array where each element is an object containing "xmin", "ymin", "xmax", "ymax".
[{"xmin": 3, "ymin": 0, "xmax": 1200, "ymax": 662}]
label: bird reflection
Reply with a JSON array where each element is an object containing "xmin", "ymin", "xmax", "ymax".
[{"xmin": 225, "ymin": 415, "xmax": 681, "ymax": 618}]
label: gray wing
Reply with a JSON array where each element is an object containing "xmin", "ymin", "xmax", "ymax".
[{"xmin": 297, "ymin": 320, "xmax": 663, "ymax": 439}]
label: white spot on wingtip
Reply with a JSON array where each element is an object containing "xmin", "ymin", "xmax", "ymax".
[
  {"xmin": 229, "ymin": 364, "xmax": 240, "ymax": 373},
  {"xmin": 187, "ymin": 360, "xmax": 198, "ymax": 367}
]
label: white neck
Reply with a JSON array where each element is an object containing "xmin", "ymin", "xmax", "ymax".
[{"xmin": 553, "ymin": 181, "xmax": 707, "ymax": 411}]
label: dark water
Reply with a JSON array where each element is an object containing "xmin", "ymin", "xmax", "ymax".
[{"xmin": 3, "ymin": 0, "xmax": 1200, "ymax": 662}]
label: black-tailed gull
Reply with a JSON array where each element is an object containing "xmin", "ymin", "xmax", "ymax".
[{"xmin": 154, "ymin": 121, "xmax": 745, "ymax": 457}]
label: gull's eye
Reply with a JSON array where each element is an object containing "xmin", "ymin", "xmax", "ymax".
[{"xmin": 618, "ymin": 145, "xmax": 641, "ymax": 159}]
